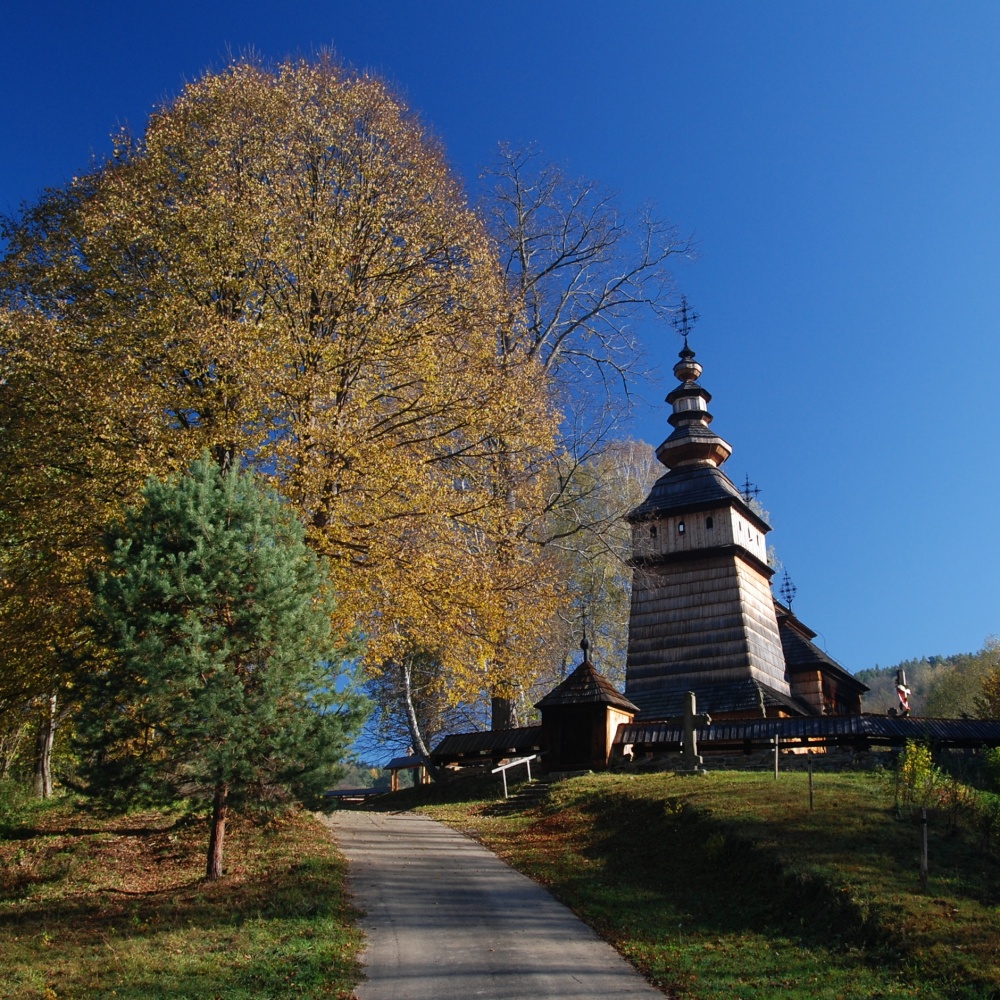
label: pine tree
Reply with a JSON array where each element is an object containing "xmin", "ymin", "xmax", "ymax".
[{"xmin": 78, "ymin": 456, "xmax": 369, "ymax": 879}]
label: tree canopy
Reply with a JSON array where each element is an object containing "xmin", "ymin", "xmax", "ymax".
[
  {"xmin": 1, "ymin": 57, "xmax": 689, "ymax": 777},
  {"xmin": 0, "ymin": 57, "xmax": 565, "ymax": 756},
  {"xmin": 78, "ymin": 457, "xmax": 368, "ymax": 878},
  {"xmin": 974, "ymin": 640, "xmax": 1000, "ymax": 718}
]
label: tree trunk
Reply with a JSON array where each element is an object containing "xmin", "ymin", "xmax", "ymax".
[
  {"xmin": 210, "ymin": 443, "xmax": 235, "ymax": 473},
  {"xmin": 400, "ymin": 659, "xmax": 439, "ymax": 781},
  {"xmin": 33, "ymin": 693, "xmax": 57, "ymax": 799},
  {"xmin": 491, "ymin": 695, "xmax": 518, "ymax": 731},
  {"xmin": 489, "ymin": 458, "xmax": 521, "ymax": 735},
  {"xmin": 206, "ymin": 781, "xmax": 229, "ymax": 880}
]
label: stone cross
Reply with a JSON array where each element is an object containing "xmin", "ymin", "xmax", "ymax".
[{"xmin": 677, "ymin": 690, "xmax": 711, "ymax": 774}]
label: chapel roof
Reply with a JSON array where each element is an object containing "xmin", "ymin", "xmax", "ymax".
[{"xmin": 535, "ymin": 653, "xmax": 639, "ymax": 713}]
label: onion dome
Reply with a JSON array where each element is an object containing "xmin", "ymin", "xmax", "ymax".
[{"xmin": 655, "ymin": 345, "xmax": 733, "ymax": 470}]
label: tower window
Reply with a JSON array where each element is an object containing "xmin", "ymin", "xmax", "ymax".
[
  {"xmin": 677, "ymin": 521, "xmax": 686, "ymax": 535},
  {"xmin": 649, "ymin": 525, "xmax": 657, "ymax": 538},
  {"xmin": 706, "ymin": 516, "xmax": 714, "ymax": 529}
]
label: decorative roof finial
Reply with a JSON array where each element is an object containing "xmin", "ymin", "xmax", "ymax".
[
  {"xmin": 672, "ymin": 295, "xmax": 699, "ymax": 352},
  {"xmin": 779, "ymin": 570, "xmax": 797, "ymax": 610},
  {"xmin": 741, "ymin": 475, "xmax": 761, "ymax": 505},
  {"xmin": 655, "ymin": 297, "xmax": 732, "ymax": 472},
  {"xmin": 581, "ymin": 608, "xmax": 591, "ymax": 660}
]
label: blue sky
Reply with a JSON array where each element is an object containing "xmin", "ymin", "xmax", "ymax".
[{"xmin": 4, "ymin": 2, "xmax": 999, "ymax": 674}]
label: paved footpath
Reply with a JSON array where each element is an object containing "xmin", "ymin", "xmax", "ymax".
[{"xmin": 324, "ymin": 810, "xmax": 667, "ymax": 1000}]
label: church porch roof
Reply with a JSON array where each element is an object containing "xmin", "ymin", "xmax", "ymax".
[
  {"xmin": 627, "ymin": 677, "xmax": 810, "ymax": 721},
  {"xmin": 616, "ymin": 714, "xmax": 1000, "ymax": 750},
  {"xmin": 775, "ymin": 603, "xmax": 869, "ymax": 694},
  {"xmin": 431, "ymin": 726, "xmax": 543, "ymax": 761}
]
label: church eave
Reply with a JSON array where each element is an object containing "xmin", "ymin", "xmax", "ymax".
[
  {"xmin": 628, "ymin": 465, "xmax": 771, "ymax": 530},
  {"xmin": 784, "ymin": 659, "xmax": 870, "ymax": 694},
  {"xmin": 665, "ymin": 383, "xmax": 712, "ymax": 406},
  {"xmin": 625, "ymin": 677, "xmax": 812, "ymax": 721},
  {"xmin": 629, "ymin": 543, "xmax": 776, "ymax": 580},
  {"xmin": 780, "ymin": 633, "xmax": 870, "ymax": 693}
]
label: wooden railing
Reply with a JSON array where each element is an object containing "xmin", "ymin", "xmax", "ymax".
[{"xmin": 491, "ymin": 754, "xmax": 538, "ymax": 799}]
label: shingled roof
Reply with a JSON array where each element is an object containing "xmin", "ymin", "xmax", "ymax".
[
  {"xmin": 535, "ymin": 658, "xmax": 639, "ymax": 714},
  {"xmin": 432, "ymin": 726, "xmax": 543, "ymax": 761},
  {"xmin": 615, "ymin": 713, "xmax": 1000, "ymax": 750},
  {"xmin": 775, "ymin": 603, "xmax": 869, "ymax": 693},
  {"xmin": 627, "ymin": 676, "xmax": 808, "ymax": 721},
  {"xmin": 628, "ymin": 464, "xmax": 767, "ymax": 526}
]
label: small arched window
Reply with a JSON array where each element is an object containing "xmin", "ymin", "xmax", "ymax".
[
  {"xmin": 706, "ymin": 516, "xmax": 714, "ymax": 530},
  {"xmin": 678, "ymin": 521, "xmax": 686, "ymax": 535},
  {"xmin": 649, "ymin": 525, "xmax": 657, "ymax": 538}
]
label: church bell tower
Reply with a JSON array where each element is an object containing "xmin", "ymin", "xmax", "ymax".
[{"xmin": 624, "ymin": 332, "xmax": 794, "ymax": 720}]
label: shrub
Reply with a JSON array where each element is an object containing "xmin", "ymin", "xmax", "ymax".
[
  {"xmin": 896, "ymin": 740, "xmax": 941, "ymax": 808},
  {"xmin": 0, "ymin": 779, "xmax": 36, "ymax": 832},
  {"xmin": 983, "ymin": 746, "xmax": 1000, "ymax": 792}
]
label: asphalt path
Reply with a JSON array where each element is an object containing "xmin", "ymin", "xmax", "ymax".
[{"xmin": 324, "ymin": 810, "xmax": 667, "ymax": 1000}]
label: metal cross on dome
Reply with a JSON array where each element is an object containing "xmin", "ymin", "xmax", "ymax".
[{"xmin": 671, "ymin": 295, "xmax": 699, "ymax": 347}]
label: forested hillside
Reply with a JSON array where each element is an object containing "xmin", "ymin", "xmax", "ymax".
[
  {"xmin": 857, "ymin": 637, "xmax": 999, "ymax": 717},
  {"xmin": 856, "ymin": 654, "xmax": 974, "ymax": 715}
]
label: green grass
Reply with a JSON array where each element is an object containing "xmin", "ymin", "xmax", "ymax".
[
  {"xmin": 0, "ymin": 789, "xmax": 363, "ymax": 999},
  {"xmin": 9, "ymin": 769, "xmax": 1000, "ymax": 999},
  {"xmin": 404, "ymin": 770, "xmax": 1000, "ymax": 1000}
]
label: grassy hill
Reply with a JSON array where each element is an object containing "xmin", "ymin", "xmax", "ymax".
[
  {"xmin": 407, "ymin": 769, "xmax": 1000, "ymax": 999},
  {"xmin": 0, "ymin": 788, "xmax": 362, "ymax": 999},
  {"xmin": 5, "ymin": 766, "xmax": 1000, "ymax": 999}
]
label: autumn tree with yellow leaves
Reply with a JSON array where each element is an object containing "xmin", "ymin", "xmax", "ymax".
[
  {"xmin": 1, "ymin": 57, "xmax": 563, "ymax": 785},
  {"xmin": 0, "ymin": 308, "xmax": 166, "ymax": 793},
  {"xmin": 2, "ymin": 58, "xmax": 692, "ymax": 780}
]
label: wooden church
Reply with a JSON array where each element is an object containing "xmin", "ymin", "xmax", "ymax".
[
  {"xmin": 430, "ymin": 328, "xmax": 868, "ymax": 775},
  {"xmin": 624, "ymin": 338, "xmax": 866, "ymax": 722}
]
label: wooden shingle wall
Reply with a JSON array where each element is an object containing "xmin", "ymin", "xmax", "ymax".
[
  {"xmin": 626, "ymin": 552, "xmax": 790, "ymax": 698},
  {"xmin": 735, "ymin": 559, "xmax": 789, "ymax": 692},
  {"xmin": 789, "ymin": 670, "xmax": 823, "ymax": 714}
]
